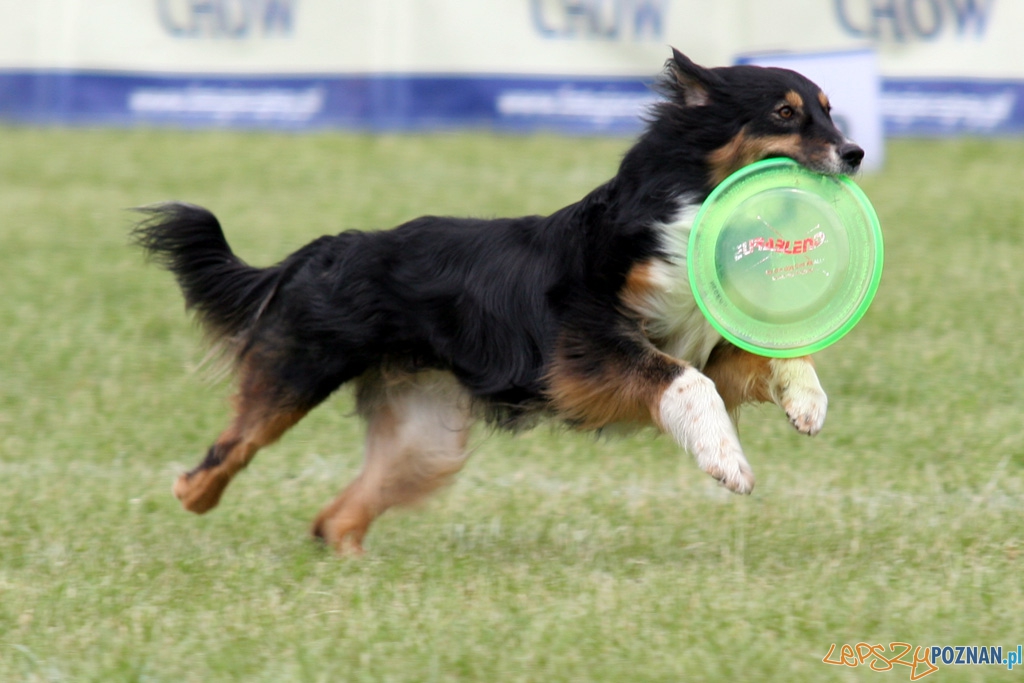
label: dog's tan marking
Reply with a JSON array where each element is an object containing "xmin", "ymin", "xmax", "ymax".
[
  {"xmin": 818, "ymin": 91, "xmax": 831, "ymax": 111},
  {"xmin": 619, "ymin": 259, "xmax": 669, "ymax": 318},
  {"xmin": 702, "ymin": 345, "xmax": 826, "ymax": 434},
  {"xmin": 173, "ymin": 375, "xmax": 308, "ymax": 514},
  {"xmin": 708, "ymin": 130, "xmax": 803, "ymax": 186},
  {"xmin": 702, "ymin": 344, "xmax": 773, "ymax": 418},
  {"xmin": 546, "ymin": 341, "xmax": 686, "ymax": 430},
  {"xmin": 785, "ymin": 90, "xmax": 804, "ymax": 109},
  {"xmin": 312, "ymin": 371, "xmax": 473, "ymax": 554}
]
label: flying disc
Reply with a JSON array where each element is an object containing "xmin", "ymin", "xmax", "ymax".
[{"xmin": 688, "ymin": 157, "xmax": 883, "ymax": 358}]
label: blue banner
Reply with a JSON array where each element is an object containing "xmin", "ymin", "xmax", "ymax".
[{"xmin": 1, "ymin": 69, "xmax": 1022, "ymax": 136}]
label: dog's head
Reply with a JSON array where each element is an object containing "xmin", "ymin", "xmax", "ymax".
[{"xmin": 660, "ymin": 49, "xmax": 864, "ymax": 188}]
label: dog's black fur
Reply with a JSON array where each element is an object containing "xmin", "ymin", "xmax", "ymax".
[{"xmin": 134, "ymin": 50, "xmax": 863, "ymax": 552}]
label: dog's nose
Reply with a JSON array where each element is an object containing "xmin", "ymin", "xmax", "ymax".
[{"xmin": 838, "ymin": 143, "xmax": 865, "ymax": 169}]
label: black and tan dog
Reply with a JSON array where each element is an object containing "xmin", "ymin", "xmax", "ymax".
[{"xmin": 134, "ymin": 49, "xmax": 863, "ymax": 553}]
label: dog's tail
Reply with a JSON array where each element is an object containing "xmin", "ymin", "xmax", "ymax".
[{"xmin": 132, "ymin": 202, "xmax": 284, "ymax": 350}]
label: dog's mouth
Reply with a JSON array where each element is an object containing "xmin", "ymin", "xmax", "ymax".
[
  {"xmin": 708, "ymin": 133, "xmax": 865, "ymax": 187},
  {"xmin": 788, "ymin": 142, "xmax": 864, "ymax": 176}
]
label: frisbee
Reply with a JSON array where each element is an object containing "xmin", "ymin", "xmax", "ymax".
[{"xmin": 688, "ymin": 157, "xmax": 883, "ymax": 358}]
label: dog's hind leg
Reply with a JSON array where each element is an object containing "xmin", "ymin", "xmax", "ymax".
[
  {"xmin": 172, "ymin": 357, "xmax": 320, "ymax": 514},
  {"xmin": 312, "ymin": 371, "xmax": 474, "ymax": 554}
]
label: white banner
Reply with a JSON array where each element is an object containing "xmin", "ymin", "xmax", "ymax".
[{"xmin": 0, "ymin": 0, "xmax": 1018, "ymax": 135}]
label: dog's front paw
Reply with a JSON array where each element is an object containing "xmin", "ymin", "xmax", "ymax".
[
  {"xmin": 782, "ymin": 385, "xmax": 827, "ymax": 436},
  {"xmin": 769, "ymin": 359, "xmax": 827, "ymax": 436},
  {"xmin": 697, "ymin": 435, "xmax": 756, "ymax": 494},
  {"xmin": 659, "ymin": 370, "xmax": 755, "ymax": 494}
]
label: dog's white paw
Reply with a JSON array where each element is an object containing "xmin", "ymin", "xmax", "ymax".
[
  {"xmin": 783, "ymin": 386, "xmax": 828, "ymax": 435},
  {"xmin": 770, "ymin": 359, "xmax": 827, "ymax": 436},
  {"xmin": 697, "ymin": 433, "xmax": 756, "ymax": 494},
  {"xmin": 659, "ymin": 370, "xmax": 755, "ymax": 494}
]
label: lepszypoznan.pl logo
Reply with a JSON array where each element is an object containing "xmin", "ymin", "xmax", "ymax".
[{"xmin": 822, "ymin": 642, "xmax": 1022, "ymax": 680}]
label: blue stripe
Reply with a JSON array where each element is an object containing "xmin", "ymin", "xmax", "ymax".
[
  {"xmin": 0, "ymin": 70, "xmax": 657, "ymax": 133},
  {"xmin": 881, "ymin": 78, "xmax": 1024, "ymax": 135},
  {"xmin": 1, "ymin": 69, "xmax": 1022, "ymax": 135}
]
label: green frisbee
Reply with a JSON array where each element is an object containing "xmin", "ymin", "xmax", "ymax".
[{"xmin": 688, "ymin": 158, "xmax": 883, "ymax": 358}]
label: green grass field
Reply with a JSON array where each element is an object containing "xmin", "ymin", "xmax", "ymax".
[{"xmin": 1, "ymin": 126, "xmax": 1022, "ymax": 682}]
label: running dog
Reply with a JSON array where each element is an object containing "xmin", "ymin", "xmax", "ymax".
[{"xmin": 133, "ymin": 49, "xmax": 863, "ymax": 553}]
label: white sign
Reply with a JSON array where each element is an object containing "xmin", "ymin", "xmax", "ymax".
[{"xmin": 0, "ymin": 0, "xmax": 1019, "ymax": 135}]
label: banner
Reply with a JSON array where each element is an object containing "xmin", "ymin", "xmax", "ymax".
[{"xmin": 0, "ymin": 0, "xmax": 1019, "ymax": 135}]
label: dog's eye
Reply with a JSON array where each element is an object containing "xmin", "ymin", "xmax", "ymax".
[{"xmin": 777, "ymin": 105, "xmax": 795, "ymax": 120}]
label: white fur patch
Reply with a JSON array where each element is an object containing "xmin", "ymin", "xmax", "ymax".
[
  {"xmin": 768, "ymin": 358, "xmax": 828, "ymax": 435},
  {"xmin": 630, "ymin": 200, "xmax": 723, "ymax": 368},
  {"xmin": 379, "ymin": 371, "xmax": 473, "ymax": 457},
  {"xmin": 658, "ymin": 371, "xmax": 754, "ymax": 494}
]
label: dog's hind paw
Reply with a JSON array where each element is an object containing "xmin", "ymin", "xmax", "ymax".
[{"xmin": 172, "ymin": 469, "xmax": 229, "ymax": 514}]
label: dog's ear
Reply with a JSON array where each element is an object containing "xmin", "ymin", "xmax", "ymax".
[{"xmin": 663, "ymin": 48, "xmax": 719, "ymax": 107}]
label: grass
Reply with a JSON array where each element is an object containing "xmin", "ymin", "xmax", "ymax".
[{"xmin": 1, "ymin": 126, "xmax": 1023, "ymax": 682}]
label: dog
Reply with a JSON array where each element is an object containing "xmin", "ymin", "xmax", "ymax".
[{"xmin": 133, "ymin": 49, "xmax": 863, "ymax": 553}]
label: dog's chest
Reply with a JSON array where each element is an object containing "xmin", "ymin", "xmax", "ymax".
[{"xmin": 622, "ymin": 204, "xmax": 722, "ymax": 369}]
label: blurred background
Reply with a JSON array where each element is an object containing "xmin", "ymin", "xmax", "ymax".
[{"xmin": 1, "ymin": 0, "xmax": 1019, "ymax": 151}]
